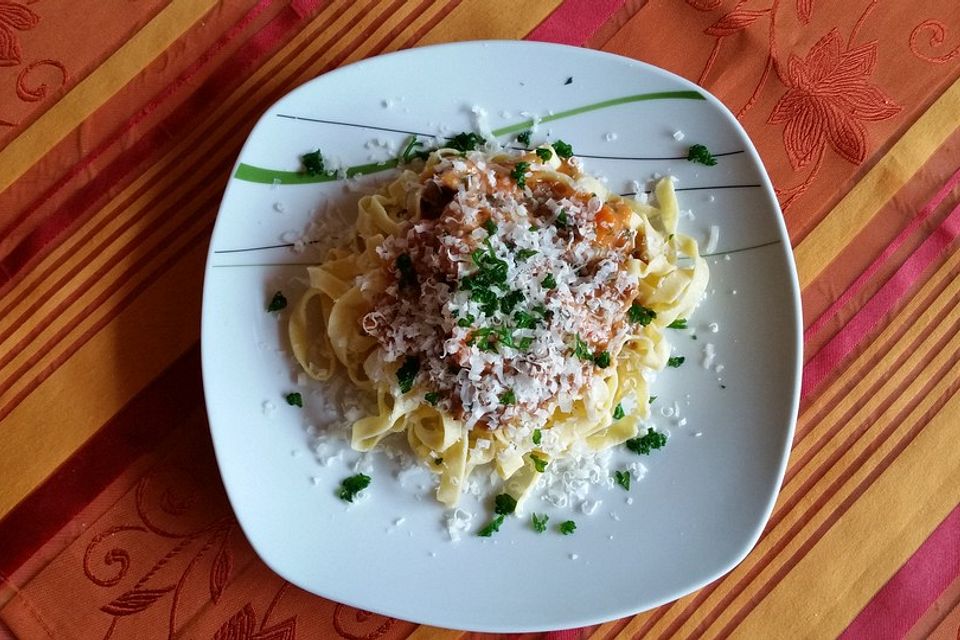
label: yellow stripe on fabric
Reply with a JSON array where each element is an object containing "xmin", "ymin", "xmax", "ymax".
[
  {"xmin": 794, "ymin": 75, "xmax": 960, "ymax": 289},
  {"xmin": 0, "ymin": 0, "xmax": 218, "ymax": 195},
  {"xmin": 733, "ymin": 384, "xmax": 960, "ymax": 639},
  {"xmin": 416, "ymin": 0, "xmax": 562, "ymax": 44},
  {"xmin": 612, "ymin": 249, "xmax": 960, "ymax": 639},
  {"xmin": 0, "ymin": 244, "xmax": 204, "ymax": 519}
]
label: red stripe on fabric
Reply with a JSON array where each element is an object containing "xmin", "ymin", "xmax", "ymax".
[
  {"xmin": 802, "ymin": 199, "xmax": 960, "ymax": 399},
  {"xmin": 838, "ymin": 503, "xmax": 960, "ymax": 640},
  {"xmin": 805, "ymin": 166, "xmax": 960, "ymax": 345},
  {"xmin": 0, "ymin": 346, "xmax": 202, "ymax": 576},
  {"xmin": 526, "ymin": 0, "xmax": 628, "ymax": 45},
  {"xmin": 0, "ymin": 0, "xmax": 321, "ymax": 290}
]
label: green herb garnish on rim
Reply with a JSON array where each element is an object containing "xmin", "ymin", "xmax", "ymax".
[
  {"xmin": 532, "ymin": 513, "xmax": 549, "ymax": 533},
  {"xmin": 446, "ymin": 131, "xmax": 485, "ymax": 152},
  {"xmin": 338, "ymin": 474, "xmax": 371, "ymax": 502},
  {"xmin": 517, "ymin": 130, "xmax": 532, "ymax": 146},
  {"xmin": 687, "ymin": 143, "xmax": 718, "ymax": 166},
  {"xmin": 301, "ymin": 149, "xmax": 325, "ymax": 175},
  {"xmin": 559, "ymin": 520, "xmax": 577, "ymax": 535},
  {"xmin": 614, "ymin": 470, "xmax": 631, "ymax": 490},
  {"xmin": 267, "ymin": 291, "xmax": 287, "ymax": 312}
]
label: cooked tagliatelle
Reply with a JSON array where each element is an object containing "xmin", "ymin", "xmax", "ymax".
[{"xmin": 290, "ymin": 143, "xmax": 708, "ymax": 508}]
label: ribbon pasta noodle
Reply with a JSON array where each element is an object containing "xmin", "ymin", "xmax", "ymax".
[{"xmin": 290, "ymin": 144, "xmax": 708, "ymax": 508}]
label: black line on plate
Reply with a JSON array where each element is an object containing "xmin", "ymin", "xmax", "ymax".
[
  {"xmin": 276, "ymin": 114, "xmax": 437, "ymax": 138},
  {"xmin": 560, "ymin": 149, "xmax": 745, "ymax": 161},
  {"xmin": 211, "ymin": 262, "xmax": 320, "ymax": 268},
  {"xmin": 702, "ymin": 239, "xmax": 782, "ymax": 257},
  {"xmin": 620, "ymin": 183, "xmax": 763, "ymax": 196}
]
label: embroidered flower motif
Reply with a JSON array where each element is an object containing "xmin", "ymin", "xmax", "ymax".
[
  {"xmin": 769, "ymin": 28, "xmax": 901, "ymax": 169},
  {"xmin": 0, "ymin": 0, "xmax": 40, "ymax": 66}
]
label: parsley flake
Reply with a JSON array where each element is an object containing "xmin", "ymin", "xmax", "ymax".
[
  {"xmin": 626, "ymin": 428, "xmax": 668, "ymax": 455},
  {"xmin": 532, "ymin": 428, "xmax": 542, "ymax": 445},
  {"xmin": 573, "ymin": 334, "xmax": 592, "ymax": 361},
  {"xmin": 478, "ymin": 515, "xmax": 505, "ymax": 537},
  {"xmin": 628, "ymin": 303, "xmax": 656, "ymax": 325},
  {"xmin": 499, "ymin": 389, "xmax": 516, "ymax": 405},
  {"xmin": 649, "ymin": 395, "xmax": 658, "ymax": 403},
  {"xmin": 516, "ymin": 248, "xmax": 538, "ymax": 261},
  {"xmin": 500, "ymin": 290, "xmax": 525, "ymax": 314},
  {"xmin": 400, "ymin": 136, "xmax": 426, "ymax": 163},
  {"xmin": 494, "ymin": 493, "xmax": 518, "ymax": 515},
  {"xmin": 517, "ymin": 130, "xmax": 532, "ymax": 146},
  {"xmin": 267, "ymin": 291, "xmax": 287, "ymax": 312},
  {"xmin": 559, "ymin": 520, "xmax": 577, "ymax": 535},
  {"xmin": 536, "ymin": 147, "xmax": 553, "ymax": 162},
  {"xmin": 284, "ymin": 392, "xmax": 303, "ymax": 408},
  {"xmin": 593, "ymin": 351, "xmax": 611, "ymax": 368},
  {"xmin": 514, "ymin": 310, "xmax": 539, "ymax": 329},
  {"xmin": 446, "ymin": 131, "xmax": 486, "ymax": 152},
  {"xmin": 554, "ymin": 209, "xmax": 569, "ymax": 228},
  {"xmin": 530, "ymin": 453, "xmax": 547, "ymax": 473},
  {"xmin": 532, "ymin": 513, "xmax": 549, "ymax": 533},
  {"xmin": 553, "ymin": 140, "xmax": 574, "ymax": 159},
  {"xmin": 396, "ymin": 356, "xmax": 420, "ymax": 393},
  {"xmin": 687, "ymin": 143, "xmax": 718, "ymax": 166},
  {"xmin": 512, "ymin": 161, "xmax": 530, "ymax": 189},
  {"xmin": 424, "ymin": 391, "xmax": 440, "ymax": 406},
  {"xmin": 483, "ymin": 218, "xmax": 497, "ymax": 235},
  {"xmin": 615, "ymin": 470, "xmax": 631, "ymax": 490},
  {"xmin": 301, "ymin": 149, "xmax": 325, "ymax": 176},
  {"xmin": 668, "ymin": 318, "xmax": 688, "ymax": 329},
  {"xmin": 542, "ymin": 273, "xmax": 557, "ymax": 289},
  {"xmin": 667, "ymin": 356, "xmax": 685, "ymax": 368},
  {"xmin": 457, "ymin": 313, "xmax": 476, "ymax": 327},
  {"xmin": 338, "ymin": 473, "xmax": 371, "ymax": 502},
  {"xmin": 613, "ymin": 403, "xmax": 625, "ymax": 420}
]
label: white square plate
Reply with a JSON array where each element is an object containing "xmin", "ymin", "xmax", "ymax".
[{"xmin": 201, "ymin": 41, "xmax": 802, "ymax": 632}]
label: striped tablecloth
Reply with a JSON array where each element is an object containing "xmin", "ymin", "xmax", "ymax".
[{"xmin": 2, "ymin": 1, "xmax": 959, "ymax": 638}]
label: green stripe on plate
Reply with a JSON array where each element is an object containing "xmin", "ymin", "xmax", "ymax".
[{"xmin": 234, "ymin": 90, "xmax": 705, "ymax": 184}]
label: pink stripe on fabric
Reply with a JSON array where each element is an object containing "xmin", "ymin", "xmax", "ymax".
[
  {"xmin": 526, "ymin": 0, "xmax": 628, "ymax": 45},
  {"xmin": 802, "ymin": 199, "xmax": 960, "ymax": 398},
  {"xmin": 805, "ymin": 166, "xmax": 960, "ymax": 344},
  {"xmin": 546, "ymin": 629, "xmax": 588, "ymax": 640},
  {"xmin": 839, "ymin": 503, "xmax": 960, "ymax": 640}
]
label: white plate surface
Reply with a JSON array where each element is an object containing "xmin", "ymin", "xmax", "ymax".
[{"xmin": 201, "ymin": 41, "xmax": 802, "ymax": 632}]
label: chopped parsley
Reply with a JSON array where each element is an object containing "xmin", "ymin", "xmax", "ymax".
[
  {"xmin": 553, "ymin": 139, "xmax": 574, "ymax": 159},
  {"xmin": 267, "ymin": 291, "xmax": 287, "ymax": 312},
  {"xmin": 478, "ymin": 515, "xmax": 505, "ymax": 537},
  {"xmin": 667, "ymin": 356, "xmax": 686, "ymax": 368},
  {"xmin": 284, "ymin": 392, "xmax": 303, "ymax": 407},
  {"xmin": 614, "ymin": 470, "xmax": 631, "ymax": 490},
  {"xmin": 626, "ymin": 428, "xmax": 667, "ymax": 455},
  {"xmin": 573, "ymin": 334, "xmax": 592, "ymax": 361},
  {"xmin": 559, "ymin": 520, "xmax": 577, "ymax": 535},
  {"xmin": 554, "ymin": 209, "xmax": 569, "ymax": 228},
  {"xmin": 396, "ymin": 356, "xmax": 420, "ymax": 393},
  {"xmin": 687, "ymin": 143, "xmax": 718, "ymax": 166},
  {"xmin": 532, "ymin": 513, "xmax": 549, "ymax": 533},
  {"xmin": 668, "ymin": 318, "xmax": 688, "ymax": 329},
  {"xmin": 628, "ymin": 303, "xmax": 656, "ymax": 325},
  {"xmin": 446, "ymin": 131, "xmax": 485, "ymax": 152},
  {"xmin": 542, "ymin": 273, "xmax": 557, "ymax": 289},
  {"xmin": 532, "ymin": 428, "xmax": 542, "ymax": 445},
  {"xmin": 687, "ymin": 144, "xmax": 717, "ymax": 167},
  {"xmin": 494, "ymin": 493, "xmax": 518, "ymax": 515},
  {"xmin": 396, "ymin": 253, "xmax": 418, "ymax": 289},
  {"xmin": 613, "ymin": 403, "xmax": 625, "ymax": 420},
  {"xmin": 530, "ymin": 453, "xmax": 547, "ymax": 472},
  {"xmin": 499, "ymin": 389, "xmax": 516, "ymax": 405},
  {"xmin": 337, "ymin": 474, "xmax": 371, "ymax": 502},
  {"xmin": 483, "ymin": 218, "xmax": 498, "ymax": 235},
  {"xmin": 511, "ymin": 161, "xmax": 530, "ymax": 188},
  {"xmin": 513, "ymin": 310, "xmax": 539, "ymax": 329},
  {"xmin": 400, "ymin": 136, "xmax": 426, "ymax": 163},
  {"xmin": 593, "ymin": 351, "xmax": 611, "ymax": 368},
  {"xmin": 536, "ymin": 147, "xmax": 553, "ymax": 162},
  {"xmin": 456, "ymin": 313, "xmax": 476, "ymax": 328},
  {"xmin": 500, "ymin": 289, "xmax": 525, "ymax": 314},
  {"xmin": 469, "ymin": 326, "xmax": 533, "ymax": 352},
  {"xmin": 517, "ymin": 130, "xmax": 532, "ymax": 146},
  {"xmin": 516, "ymin": 248, "xmax": 538, "ymax": 260},
  {"xmin": 300, "ymin": 149, "xmax": 325, "ymax": 176},
  {"xmin": 649, "ymin": 395, "xmax": 657, "ymax": 403},
  {"xmin": 434, "ymin": 457, "xmax": 443, "ymax": 465},
  {"xmin": 424, "ymin": 391, "xmax": 440, "ymax": 406}
]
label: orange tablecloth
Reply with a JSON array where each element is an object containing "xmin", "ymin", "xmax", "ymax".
[{"xmin": 2, "ymin": 1, "xmax": 960, "ymax": 638}]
